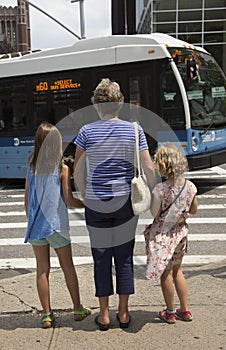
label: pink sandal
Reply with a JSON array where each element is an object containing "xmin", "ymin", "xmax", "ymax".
[
  {"xmin": 158, "ymin": 309, "xmax": 176, "ymax": 324},
  {"xmin": 176, "ymin": 308, "xmax": 193, "ymax": 321}
]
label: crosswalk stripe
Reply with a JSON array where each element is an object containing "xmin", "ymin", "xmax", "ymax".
[
  {"xmin": 1, "ymin": 193, "xmax": 226, "ymax": 207},
  {"xmin": 186, "ymin": 174, "xmax": 226, "ymax": 179},
  {"xmin": 0, "ymin": 209, "xmax": 85, "ymax": 216},
  {"xmin": 0, "ymin": 255, "xmax": 225, "ymax": 269},
  {"xmin": 209, "ymin": 166, "xmax": 226, "ymax": 175},
  {"xmin": 0, "ymin": 202, "xmax": 24, "ymax": 206},
  {"xmin": 1, "ymin": 204, "xmax": 226, "ymax": 216},
  {"xmin": 0, "ymin": 217, "xmax": 226, "ymax": 229},
  {"xmin": 1, "ymin": 233, "xmax": 226, "ymax": 246},
  {"xmin": 133, "ymin": 255, "xmax": 226, "ymax": 266}
]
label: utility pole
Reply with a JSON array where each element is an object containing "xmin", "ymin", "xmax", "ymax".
[
  {"xmin": 24, "ymin": 0, "xmax": 81, "ymax": 40},
  {"xmin": 71, "ymin": 0, "xmax": 86, "ymax": 39}
]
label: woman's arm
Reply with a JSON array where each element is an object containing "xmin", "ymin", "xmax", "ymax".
[
  {"xmin": 24, "ymin": 172, "xmax": 29, "ymax": 218},
  {"xmin": 189, "ymin": 196, "xmax": 198, "ymax": 214},
  {"xmin": 61, "ymin": 164, "xmax": 84, "ymax": 208},
  {"xmin": 73, "ymin": 146, "xmax": 86, "ymax": 199},
  {"xmin": 140, "ymin": 149, "xmax": 157, "ymax": 190}
]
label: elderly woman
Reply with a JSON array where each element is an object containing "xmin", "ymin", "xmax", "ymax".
[{"xmin": 74, "ymin": 78, "xmax": 155, "ymax": 331}]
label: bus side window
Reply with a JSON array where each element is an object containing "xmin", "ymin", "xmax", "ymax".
[
  {"xmin": 0, "ymin": 79, "xmax": 28, "ymax": 132},
  {"xmin": 161, "ymin": 69, "xmax": 185, "ymax": 129},
  {"xmin": 0, "ymin": 100, "xmax": 5, "ymax": 130},
  {"xmin": 2, "ymin": 101, "xmax": 13, "ymax": 130}
]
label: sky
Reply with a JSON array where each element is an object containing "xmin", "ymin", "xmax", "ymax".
[{"xmin": 0, "ymin": 0, "xmax": 111, "ymax": 49}]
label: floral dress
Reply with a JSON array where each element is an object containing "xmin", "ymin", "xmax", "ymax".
[{"xmin": 145, "ymin": 179, "xmax": 197, "ymax": 282}]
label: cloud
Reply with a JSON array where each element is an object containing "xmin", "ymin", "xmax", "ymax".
[{"xmin": 0, "ymin": 0, "xmax": 111, "ymax": 49}]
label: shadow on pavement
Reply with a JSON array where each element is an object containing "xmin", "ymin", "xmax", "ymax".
[{"xmin": 0, "ymin": 309, "xmax": 160, "ymax": 332}]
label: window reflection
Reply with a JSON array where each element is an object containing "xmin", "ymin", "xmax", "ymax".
[{"xmin": 168, "ymin": 48, "xmax": 226, "ymax": 129}]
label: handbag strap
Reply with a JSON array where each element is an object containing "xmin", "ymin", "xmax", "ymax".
[
  {"xmin": 133, "ymin": 122, "xmax": 141, "ymax": 177},
  {"xmin": 161, "ymin": 179, "xmax": 187, "ymax": 215}
]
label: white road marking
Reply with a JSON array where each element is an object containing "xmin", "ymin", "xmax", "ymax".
[
  {"xmin": 1, "ymin": 192, "xmax": 226, "ymax": 207},
  {"xmin": 133, "ymin": 255, "xmax": 226, "ymax": 266},
  {"xmin": 1, "ymin": 204, "xmax": 226, "ymax": 216},
  {"xmin": 0, "ymin": 255, "xmax": 225, "ymax": 269},
  {"xmin": 1, "ymin": 234, "xmax": 226, "ymax": 246},
  {"xmin": 211, "ymin": 166, "xmax": 226, "ymax": 175},
  {"xmin": 0, "ymin": 202, "xmax": 24, "ymax": 206},
  {"xmin": 0, "ymin": 217, "xmax": 226, "ymax": 229},
  {"xmin": 0, "ymin": 209, "xmax": 85, "ymax": 216}
]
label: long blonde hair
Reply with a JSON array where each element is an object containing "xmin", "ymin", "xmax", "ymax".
[{"xmin": 29, "ymin": 122, "xmax": 63, "ymax": 175}]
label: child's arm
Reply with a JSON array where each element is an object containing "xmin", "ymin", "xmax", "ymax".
[
  {"xmin": 189, "ymin": 195, "xmax": 198, "ymax": 214},
  {"xmin": 150, "ymin": 192, "xmax": 161, "ymax": 218},
  {"xmin": 61, "ymin": 164, "xmax": 84, "ymax": 208},
  {"xmin": 24, "ymin": 172, "xmax": 29, "ymax": 218}
]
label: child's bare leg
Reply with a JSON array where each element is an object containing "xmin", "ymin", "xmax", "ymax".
[
  {"xmin": 32, "ymin": 245, "xmax": 51, "ymax": 319},
  {"xmin": 160, "ymin": 268, "xmax": 175, "ymax": 311},
  {"xmin": 55, "ymin": 244, "xmax": 81, "ymax": 310},
  {"xmin": 173, "ymin": 264, "xmax": 189, "ymax": 311}
]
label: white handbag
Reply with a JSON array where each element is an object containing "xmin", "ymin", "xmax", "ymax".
[{"xmin": 131, "ymin": 122, "xmax": 151, "ymax": 215}]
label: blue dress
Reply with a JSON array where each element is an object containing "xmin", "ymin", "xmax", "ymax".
[{"xmin": 24, "ymin": 166, "xmax": 70, "ymax": 243}]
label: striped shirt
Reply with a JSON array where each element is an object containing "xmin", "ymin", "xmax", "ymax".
[{"xmin": 74, "ymin": 119, "xmax": 148, "ymax": 199}]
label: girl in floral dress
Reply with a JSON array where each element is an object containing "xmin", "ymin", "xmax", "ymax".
[{"xmin": 145, "ymin": 144, "xmax": 198, "ymax": 324}]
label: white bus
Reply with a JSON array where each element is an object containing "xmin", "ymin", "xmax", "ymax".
[{"xmin": 0, "ymin": 33, "xmax": 225, "ymax": 178}]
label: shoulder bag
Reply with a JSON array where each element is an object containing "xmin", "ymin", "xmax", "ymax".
[{"xmin": 131, "ymin": 122, "xmax": 151, "ymax": 215}]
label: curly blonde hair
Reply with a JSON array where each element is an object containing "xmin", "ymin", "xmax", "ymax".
[
  {"xmin": 154, "ymin": 144, "xmax": 188, "ymax": 178},
  {"xmin": 91, "ymin": 78, "xmax": 124, "ymax": 117}
]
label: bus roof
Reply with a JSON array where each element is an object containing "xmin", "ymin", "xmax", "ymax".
[{"xmin": 0, "ymin": 33, "xmax": 209, "ymax": 78}]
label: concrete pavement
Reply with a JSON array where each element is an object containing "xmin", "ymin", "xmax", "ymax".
[{"xmin": 0, "ymin": 260, "xmax": 226, "ymax": 350}]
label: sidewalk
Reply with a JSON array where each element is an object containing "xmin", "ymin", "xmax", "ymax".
[{"xmin": 0, "ymin": 261, "xmax": 226, "ymax": 350}]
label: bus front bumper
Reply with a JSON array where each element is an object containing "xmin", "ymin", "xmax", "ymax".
[{"xmin": 187, "ymin": 148, "xmax": 226, "ymax": 171}]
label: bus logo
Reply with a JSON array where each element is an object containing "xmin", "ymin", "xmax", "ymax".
[{"xmin": 13, "ymin": 137, "xmax": 20, "ymax": 146}]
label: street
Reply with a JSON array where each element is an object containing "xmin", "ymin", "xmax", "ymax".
[
  {"xmin": 0, "ymin": 165, "xmax": 226, "ymax": 280},
  {"xmin": 0, "ymin": 166, "xmax": 226, "ymax": 350}
]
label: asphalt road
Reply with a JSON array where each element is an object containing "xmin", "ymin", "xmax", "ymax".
[{"xmin": 0, "ymin": 165, "xmax": 226, "ymax": 280}]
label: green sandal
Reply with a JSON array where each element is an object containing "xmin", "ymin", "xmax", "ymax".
[
  {"xmin": 74, "ymin": 305, "xmax": 91, "ymax": 321},
  {"xmin": 41, "ymin": 311, "xmax": 55, "ymax": 329}
]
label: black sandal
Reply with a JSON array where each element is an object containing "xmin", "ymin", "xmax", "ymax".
[
  {"xmin": 95, "ymin": 315, "xmax": 110, "ymax": 331},
  {"xmin": 116, "ymin": 313, "xmax": 131, "ymax": 329}
]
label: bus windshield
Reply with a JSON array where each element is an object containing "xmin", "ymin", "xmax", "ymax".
[{"xmin": 168, "ymin": 48, "xmax": 226, "ymax": 130}]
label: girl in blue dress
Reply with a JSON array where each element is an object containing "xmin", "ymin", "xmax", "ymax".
[{"xmin": 24, "ymin": 122, "xmax": 91, "ymax": 328}]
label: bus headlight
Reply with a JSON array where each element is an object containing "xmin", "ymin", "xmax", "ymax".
[{"xmin": 192, "ymin": 137, "xmax": 198, "ymax": 151}]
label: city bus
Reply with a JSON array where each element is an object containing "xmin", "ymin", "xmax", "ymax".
[{"xmin": 0, "ymin": 33, "xmax": 225, "ymax": 178}]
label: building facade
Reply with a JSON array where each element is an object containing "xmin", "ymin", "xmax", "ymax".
[
  {"xmin": 0, "ymin": 0, "xmax": 30, "ymax": 53},
  {"xmin": 136, "ymin": 0, "xmax": 226, "ymax": 73}
]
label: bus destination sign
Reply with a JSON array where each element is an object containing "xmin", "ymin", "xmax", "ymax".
[{"xmin": 35, "ymin": 79, "xmax": 81, "ymax": 92}]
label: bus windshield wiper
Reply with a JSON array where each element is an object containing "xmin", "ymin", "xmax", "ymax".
[{"xmin": 200, "ymin": 113, "xmax": 216, "ymax": 135}]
